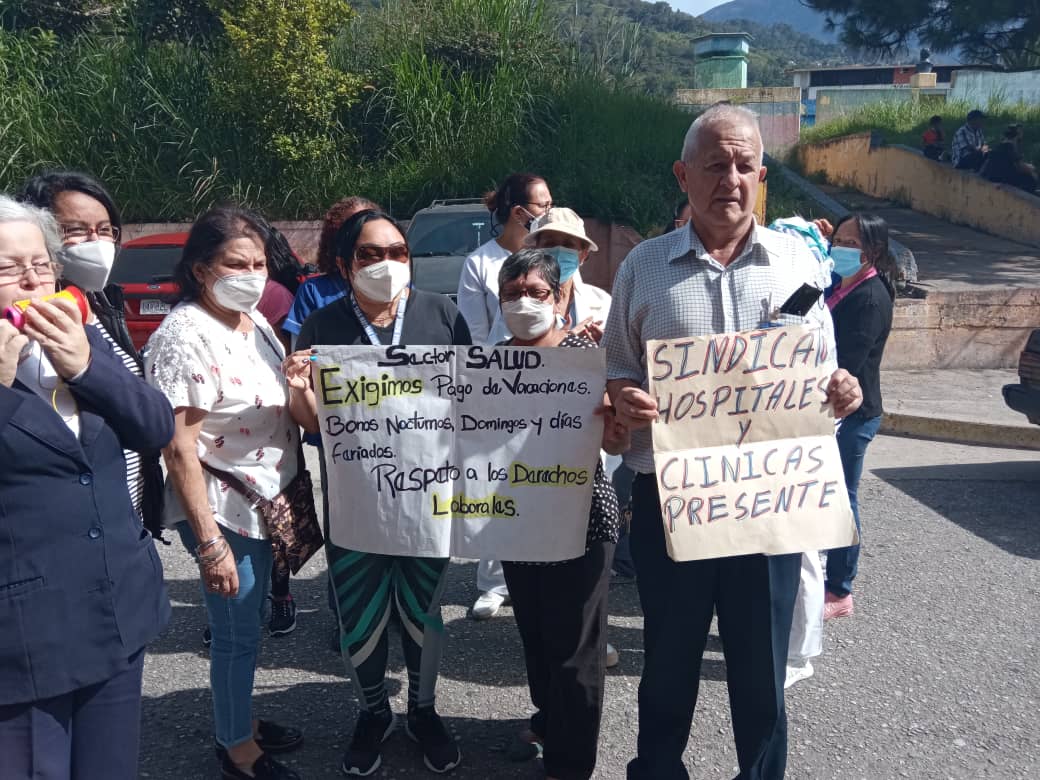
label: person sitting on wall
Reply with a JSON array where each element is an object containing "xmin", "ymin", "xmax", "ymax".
[
  {"xmin": 981, "ymin": 125, "xmax": 1038, "ymax": 194},
  {"xmin": 921, "ymin": 115, "xmax": 945, "ymax": 161},
  {"xmin": 952, "ymin": 110, "xmax": 989, "ymax": 171}
]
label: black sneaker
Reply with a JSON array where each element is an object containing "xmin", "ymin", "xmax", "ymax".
[
  {"xmin": 203, "ymin": 626, "xmax": 212, "ymax": 647},
  {"xmin": 341, "ymin": 709, "xmax": 396, "ymax": 776},
  {"xmin": 405, "ymin": 706, "xmax": 461, "ymax": 774},
  {"xmin": 221, "ymin": 752, "xmax": 300, "ymax": 780},
  {"xmin": 269, "ymin": 596, "xmax": 297, "ymax": 637},
  {"xmin": 214, "ymin": 720, "xmax": 304, "ymax": 759}
]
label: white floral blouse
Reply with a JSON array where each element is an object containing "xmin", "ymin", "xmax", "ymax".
[{"xmin": 145, "ymin": 302, "xmax": 298, "ymax": 539}]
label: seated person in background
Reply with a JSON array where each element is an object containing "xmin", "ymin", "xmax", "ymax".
[
  {"xmin": 981, "ymin": 125, "xmax": 1038, "ymax": 194},
  {"xmin": 922, "ymin": 115, "xmax": 945, "ymax": 161},
  {"xmin": 952, "ymin": 109, "xmax": 989, "ymax": 171}
]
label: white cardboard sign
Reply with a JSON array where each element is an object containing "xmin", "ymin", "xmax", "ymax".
[
  {"xmin": 312, "ymin": 345, "xmax": 605, "ymax": 561},
  {"xmin": 648, "ymin": 324, "xmax": 858, "ymax": 561}
]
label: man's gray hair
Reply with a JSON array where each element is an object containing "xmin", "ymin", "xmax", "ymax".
[
  {"xmin": 0, "ymin": 194, "xmax": 63, "ymax": 263},
  {"xmin": 681, "ymin": 103, "xmax": 763, "ymax": 164}
]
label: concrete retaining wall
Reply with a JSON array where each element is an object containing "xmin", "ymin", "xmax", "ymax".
[
  {"xmin": 797, "ymin": 132, "xmax": 1040, "ymax": 247},
  {"xmin": 884, "ymin": 289, "xmax": 1040, "ymax": 370},
  {"xmin": 949, "ymin": 69, "xmax": 1040, "ymax": 105},
  {"xmin": 675, "ymin": 87, "xmax": 802, "ymax": 155}
]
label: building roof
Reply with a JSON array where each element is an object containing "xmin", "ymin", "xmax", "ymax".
[
  {"xmin": 788, "ymin": 63, "xmax": 984, "ymax": 75},
  {"xmin": 692, "ymin": 32, "xmax": 753, "ymax": 43}
]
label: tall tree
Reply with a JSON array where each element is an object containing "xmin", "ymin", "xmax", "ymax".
[{"xmin": 806, "ymin": 0, "xmax": 1040, "ymax": 68}]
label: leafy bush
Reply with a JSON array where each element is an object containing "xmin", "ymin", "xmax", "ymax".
[
  {"xmin": 0, "ymin": 0, "xmax": 699, "ymax": 233},
  {"xmin": 212, "ymin": 0, "xmax": 364, "ymax": 163}
]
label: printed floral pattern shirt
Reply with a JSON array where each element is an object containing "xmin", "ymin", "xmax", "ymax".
[{"xmin": 145, "ymin": 302, "xmax": 298, "ymax": 539}]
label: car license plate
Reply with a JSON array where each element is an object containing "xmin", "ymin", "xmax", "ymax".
[{"xmin": 140, "ymin": 299, "xmax": 171, "ymax": 316}]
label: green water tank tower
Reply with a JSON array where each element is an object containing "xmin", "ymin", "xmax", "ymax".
[{"xmin": 692, "ymin": 32, "xmax": 752, "ymax": 89}]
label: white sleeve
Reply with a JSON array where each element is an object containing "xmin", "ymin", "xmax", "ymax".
[{"xmin": 456, "ymin": 254, "xmax": 491, "ymax": 344}]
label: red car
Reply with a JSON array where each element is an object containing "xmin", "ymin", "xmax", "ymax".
[
  {"xmin": 112, "ymin": 232, "xmax": 187, "ymax": 351},
  {"xmin": 113, "ymin": 231, "xmax": 312, "ymax": 351}
]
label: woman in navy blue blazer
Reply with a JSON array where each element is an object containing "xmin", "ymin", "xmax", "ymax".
[{"xmin": 0, "ymin": 195, "xmax": 173, "ymax": 779}]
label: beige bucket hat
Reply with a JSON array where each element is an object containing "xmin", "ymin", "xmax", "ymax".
[{"xmin": 523, "ymin": 207, "xmax": 599, "ymax": 252}]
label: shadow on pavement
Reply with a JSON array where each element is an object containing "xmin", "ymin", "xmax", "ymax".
[
  {"xmin": 142, "ymin": 683, "xmax": 544, "ymax": 779},
  {"xmin": 873, "ymin": 461, "xmax": 1040, "ymax": 560}
]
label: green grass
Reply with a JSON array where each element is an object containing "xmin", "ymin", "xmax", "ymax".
[
  {"xmin": 801, "ymin": 98, "xmax": 1040, "ymax": 171},
  {"xmin": 0, "ymin": 7, "xmax": 694, "ymax": 234}
]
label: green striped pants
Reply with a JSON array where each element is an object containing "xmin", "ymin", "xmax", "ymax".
[{"xmin": 327, "ymin": 544, "xmax": 450, "ymax": 713}]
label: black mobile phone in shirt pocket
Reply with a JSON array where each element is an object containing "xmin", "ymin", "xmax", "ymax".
[{"xmin": 778, "ymin": 284, "xmax": 823, "ymax": 318}]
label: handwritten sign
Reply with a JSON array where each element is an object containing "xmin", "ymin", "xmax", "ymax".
[
  {"xmin": 312, "ymin": 345, "xmax": 605, "ymax": 561},
  {"xmin": 648, "ymin": 324, "xmax": 857, "ymax": 561}
]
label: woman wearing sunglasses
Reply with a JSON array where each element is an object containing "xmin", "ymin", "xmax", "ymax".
[{"xmin": 289, "ymin": 210, "xmax": 470, "ymax": 777}]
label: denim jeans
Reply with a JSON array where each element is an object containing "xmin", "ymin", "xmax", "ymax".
[
  {"xmin": 178, "ymin": 522, "xmax": 272, "ymax": 748},
  {"xmin": 826, "ymin": 411, "xmax": 882, "ymax": 598}
]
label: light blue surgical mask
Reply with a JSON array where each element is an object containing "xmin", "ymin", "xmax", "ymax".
[
  {"xmin": 543, "ymin": 246, "xmax": 581, "ymax": 283},
  {"xmin": 830, "ymin": 245, "xmax": 863, "ymax": 278}
]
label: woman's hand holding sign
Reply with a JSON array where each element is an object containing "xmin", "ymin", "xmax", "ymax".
[{"xmin": 283, "ymin": 348, "xmax": 320, "ymax": 434}]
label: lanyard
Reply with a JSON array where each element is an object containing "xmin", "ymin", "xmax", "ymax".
[
  {"xmin": 827, "ymin": 267, "xmax": 877, "ymax": 311},
  {"xmin": 351, "ymin": 290, "xmax": 408, "ymax": 346}
]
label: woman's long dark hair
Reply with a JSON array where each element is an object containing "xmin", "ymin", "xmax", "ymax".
[
  {"xmin": 174, "ymin": 205, "xmax": 267, "ymax": 302},
  {"xmin": 833, "ymin": 213, "xmax": 897, "ymax": 300}
]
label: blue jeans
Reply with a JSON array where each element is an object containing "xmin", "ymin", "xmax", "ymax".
[
  {"xmin": 826, "ymin": 412, "xmax": 882, "ymax": 598},
  {"xmin": 178, "ymin": 522, "xmax": 272, "ymax": 749}
]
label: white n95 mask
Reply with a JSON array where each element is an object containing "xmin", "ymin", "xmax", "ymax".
[
  {"xmin": 59, "ymin": 240, "xmax": 117, "ymax": 292},
  {"xmin": 352, "ymin": 260, "xmax": 411, "ymax": 303}
]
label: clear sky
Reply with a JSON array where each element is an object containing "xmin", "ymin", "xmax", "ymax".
[{"xmin": 668, "ymin": 0, "xmax": 728, "ymax": 15}]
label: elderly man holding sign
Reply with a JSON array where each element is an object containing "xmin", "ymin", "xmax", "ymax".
[{"xmin": 603, "ymin": 104, "xmax": 862, "ymax": 780}]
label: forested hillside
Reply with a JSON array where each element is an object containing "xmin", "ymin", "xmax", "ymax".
[{"xmin": 552, "ymin": 0, "xmax": 855, "ymax": 93}]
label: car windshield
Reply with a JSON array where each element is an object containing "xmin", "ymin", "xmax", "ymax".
[
  {"xmin": 407, "ymin": 211, "xmax": 492, "ymax": 257},
  {"xmin": 110, "ymin": 245, "xmax": 183, "ymax": 284}
]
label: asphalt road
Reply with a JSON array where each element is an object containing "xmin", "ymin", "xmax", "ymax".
[{"xmin": 141, "ymin": 436, "xmax": 1040, "ymax": 779}]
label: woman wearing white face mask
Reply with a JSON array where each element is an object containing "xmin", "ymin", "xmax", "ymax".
[
  {"xmin": 487, "ymin": 207, "xmax": 611, "ymax": 346},
  {"xmin": 288, "ymin": 210, "xmax": 470, "ymax": 777},
  {"xmin": 146, "ymin": 206, "xmax": 313, "ymax": 780},
  {"xmin": 494, "ymin": 248, "xmax": 628, "ymax": 780},
  {"xmin": 17, "ymin": 171, "xmax": 167, "ymax": 538}
]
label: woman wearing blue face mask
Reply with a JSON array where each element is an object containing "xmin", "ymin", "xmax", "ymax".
[
  {"xmin": 821, "ymin": 213, "xmax": 896, "ymax": 621},
  {"xmin": 487, "ymin": 207, "xmax": 611, "ymax": 346}
]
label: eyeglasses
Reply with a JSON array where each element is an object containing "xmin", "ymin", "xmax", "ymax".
[
  {"xmin": 0, "ymin": 259, "xmax": 56, "ymax": 281},
  {"xmin": 500, "ymin": 286, "xmax": 553, "ymax": 303},
  {"xmin": 60, "ymin": 223, "xmax": 120, "ymax": 243},
  {"xmin": 355, "ymin": 243, "xmax": 409, "ymax": 265},
  {"xmin": 524, "ymin": 201, "xmax": 553, "ymax": 211}
]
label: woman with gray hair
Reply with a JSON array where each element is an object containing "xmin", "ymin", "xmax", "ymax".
[
  {"xmin": 0, "ymin": 194, "xmax": 173, "ymax": 778},
  {"xmin": 495, "ymin": 248, "xmax": 628, "ymax": 780}
]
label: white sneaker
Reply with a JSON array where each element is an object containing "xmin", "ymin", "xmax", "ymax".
[
  {"xmin": 784, "ymin": 660, "xmax": 814, "ymax": 689},
  {"xmin": 605, "ymin": 643, "xmax": 620, "ymax": 668},
  {"xmin": 471, "ymin": 591, "xmax": 506, "ymax": 620}
]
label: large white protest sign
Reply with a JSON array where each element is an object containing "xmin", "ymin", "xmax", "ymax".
[
  {"xmin": 648, "ymin": 324, "xmax": 857, "ymax": 561},
  {"xmin": 312, "ymin": 345, "xmax": 605, "ymax": 561}
]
